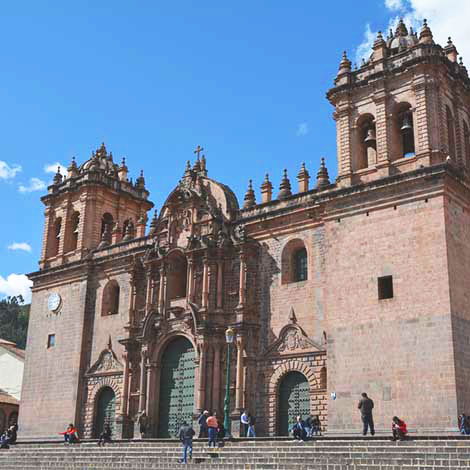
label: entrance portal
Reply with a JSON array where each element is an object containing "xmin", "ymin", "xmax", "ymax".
[
  {"xmin": 157, "ymin": 337, "xmax": 195, "ymax": 437},
  {"xmin": 278, "ymin": 371, "xmax": 310, "ymax": 436},
  {"xmin": 94, "ymin": 387, "xmax": 116, "ymax": 437}
]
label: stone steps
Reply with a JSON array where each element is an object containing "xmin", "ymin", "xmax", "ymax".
[{"xmin": 1, "ymin": 438, "xmax": 470, "ymax": 470}]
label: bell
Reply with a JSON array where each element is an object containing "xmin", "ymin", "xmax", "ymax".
[
  {"xmin": 364, "ymin": 128, "xmax": 376, "ymax": 143},
  {"xmin": 400, "ymin": 114, "xmax": 412, "ymax": 132}
]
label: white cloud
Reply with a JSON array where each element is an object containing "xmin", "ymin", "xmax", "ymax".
[
  {"xmin": 0, "ymin": 161, "xmax": 22, "ymax": 180},
  {"xmin": 0, "ymin": 274, "xmax": 32, "ymax": 303},
  {"xmin": 296, "ymin": 122, "xmax": 309, "ymax": 137},
  {"xmin": 385, "ymin": 0, "xmax": 406, "ymax": 11},
  {"xmin": 18, "ymin": 177, "xmax": 47, "ymax": 193},
  {"xmin": 356, "ymin": 23, "xmax": 375, "ymax": 64},
  {"xmin": 44, "ymin": 162, "xmax": 67, "ymax": 175},
  {"xmin": 8, "ymin": 242, "xmax": 32, "ymax": 253},
  {"xmin": 356, "ymin": 1, "xmax": 470, "ymax": 63}
]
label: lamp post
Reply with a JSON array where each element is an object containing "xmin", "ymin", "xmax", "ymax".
[{"xmin": 224, "ymin": 327, "xmax": 234, "ymax": 436}]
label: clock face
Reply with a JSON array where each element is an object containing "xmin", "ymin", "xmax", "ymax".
[{"xmin": 47, "ymin": 293, "xmax": 61, "ymax": 312}]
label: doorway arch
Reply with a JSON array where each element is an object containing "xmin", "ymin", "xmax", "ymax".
[
  {"xmin": 277, "ymin": 371, "xmax": 310, "ymax": 436},
  {"xmin": 94, "ymin": 386, "xmax": 116, "ymax": 438},
  {"xmin": 157, "ymin": 336, "xmax": 195, "ymax": 437}
]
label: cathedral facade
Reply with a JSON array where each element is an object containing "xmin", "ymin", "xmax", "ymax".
[{"xmin": 20, "ymin": 20, "xmax": 470, "ymax": 438}]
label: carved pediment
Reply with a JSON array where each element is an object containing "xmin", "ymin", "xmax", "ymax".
[
  {"xmin": 265, "ymin": 324, "xmax": 323, "ymax": 356},
  {"xmin": 86, "ymin": 341, "xmax": 123, "ymax": 376}
]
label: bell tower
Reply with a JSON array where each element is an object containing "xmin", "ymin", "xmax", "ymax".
[
  {"xmin": 39, "ymin": 143, "xmax": 153, "ymax": 270},
  {"xmin": 328, "ymin": 19, "xmax": 470, "ymax": 187}
]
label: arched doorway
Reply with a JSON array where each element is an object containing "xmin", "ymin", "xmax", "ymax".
[
  {"xmin": 278, "ymin": 371, "xmax": 310, "ymax": 436},
  {"xmin": 158, "ymin": 337, "xmax": 195, "ymax": 437},
  {"xmin": 94, "ymin": 387, "xmax": 116, "ymax": 437}
]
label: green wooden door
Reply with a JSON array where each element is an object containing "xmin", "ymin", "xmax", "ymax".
[
  {"xmin": 158, "ymin": 337, "xmax": 195, "ymax": 437},
  {"xmin": 278, "ymin": 371, "xmax": 310, "ymax": 436},
  {"xmin": 95, "ymin": 387, "xmax": 116, "ymax": 437}
]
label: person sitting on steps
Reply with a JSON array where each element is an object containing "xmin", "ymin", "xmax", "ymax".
[
  {"xmin": 391, "ymin": 416, "xmax": 408, "ymax": 441},
  {"xmin": 60, "ymin": 423, "xmax": 80, "ymax": 444},
  {"xmin": 98, "ymin": 424, "xmax": 112, "ymax": 446}
]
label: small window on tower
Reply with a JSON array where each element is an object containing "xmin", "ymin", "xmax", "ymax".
[
  {"xmin": 378, "ymin": 276, "xmax": 394, "ymax": 300},
  {"xmin": 47, "ymin": 334, "xmax": 56, "ymax": 348},
  {"xmin": 293, "ymin": 248, "xmax": 308, "ymax": 282}
]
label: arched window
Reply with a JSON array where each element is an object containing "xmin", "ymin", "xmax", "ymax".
[
  {"xmin": 167, "ymin": 253, "xmax": 188, "ymax": 300},
  {"xmin": 50, "ymin": 217, "xmax": 62, "ymax": 257},
  {"xmin": 355, "ymin": 114, "xmax": 376, "ymax": 170},
  {"xmin": 102, "ymin": 280, "xmax": 120, "ymax": 316},
  {"xmin": 463, "ymin": 120, "xmax": 470, "ymax": 168},
  {"xmin": 396, "ymin": 103, "xmax": 415, "ymax": 158},
  {"xmin": 446, "ymin": 106, "xmax": 456, "ymax": 158},
  {"xmin": 65, "ymin": 211, "xmax": 80, "ymax": 252},
  {"xmin": 293, "ymin": 248, "xmax": 308, "ymax": 282},
  {"xmin": 281, "ymin": 239, "xmax": 308, "ymax": 284},
  {"xmin": 101, "ymin": 213, "xmax": 114, "ymax": 237}
]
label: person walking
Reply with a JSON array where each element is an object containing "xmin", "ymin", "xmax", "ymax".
[
  {"xmin": 198, "ymin": 410, "xmax": 209, "ymax": 438},
  {"xmin": 240, "ymin": 410, "xmax": 249, "ymax": 437},
  {"xmin": 138, "ymin": 411, "xmax": 148, "ymax": 439},
  {"xmin": 206, "ymin": 412, "xmax": 219, "ymax": 448},
  {"xmin": 247, "ymin": 413, "xmax": 256, "ymax": 438},
  {"xmin": 358, "ymin": 392, "xmax": 375, "ymax": 436},
  {"xmin": 178, "ymin": 421, "xmax": 195, "ymax": 464}
]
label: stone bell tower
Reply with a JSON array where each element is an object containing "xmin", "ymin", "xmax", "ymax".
[
  {"xmin": 39, "ymin": 143, "xmax": 153, "ymax": 270},
  {"xmin": 328, "ymin": 19, "xmax": 470, "ymax": 187}
]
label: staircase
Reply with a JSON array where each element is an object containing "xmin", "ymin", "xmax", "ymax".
[{"xmin": 1, "ymin": 437, "xmax": 470, "ymax": 469}]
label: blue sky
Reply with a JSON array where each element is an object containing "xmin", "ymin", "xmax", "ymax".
[{"xmin": 0, "ymin": 1, "xmax": 467, "ymax": 302}]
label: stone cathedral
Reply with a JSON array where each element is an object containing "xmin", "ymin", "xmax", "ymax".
[{"xmin": 20, "ymin": 20, "xmax": 470, "ymax": 438}]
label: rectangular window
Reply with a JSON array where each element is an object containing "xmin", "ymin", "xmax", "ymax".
[
  {"xmin": 378, "ymin": 276, "xmax": 393, "ymax": 300},
  {"xmin": 47, "ymin": 334, "xmax": 55, "ymax": 348}
]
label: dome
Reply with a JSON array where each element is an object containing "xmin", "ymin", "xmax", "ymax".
[{"xmin": 79, "ymin": 143, "xmax": 119, "ymax": 175}]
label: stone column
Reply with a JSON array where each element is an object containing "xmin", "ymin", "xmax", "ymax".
[
  {"xmin": 235, "ymin": 336, "xmax": 244, "ymax": 411},
  {"xmin": 196, "ymin": 342, "xmax": 207, "ymax": 414},
  {"xmin": 187, "ymin": 257, "xmax": 194, "ymax": 301},
  {"xmin": 212, "ymin": 343, "xmax": 221, "ymax": 413},
  {"xmin": 121, "ymin": 352, "xmax": 130, "ymax": 415},
  {"xmin": 216, "ymin": 260, "xmax": 223, "ymax": 310},
  {"xmin": 145, "ymin": 362, "xmax": 153, "ymax": 418},
  {"xmin": 138, "ymin": 348, "xmax": 148, "ymax": 412},
  {"xmin": 158, "ymin": 265, "xmax": 166, "ymax": 313},
  {"xmin": 145, "ymin": 268, "xmax": 153, "ymax": 312},
  {"xmin": 334, "ymin": 103, "xmax": 353, "ymax": 187},
  {"xmin": 237, "ymin": 252, "xmax": 246, "ymax": 309},
  {"xmin": 202, "ymin": 257, "xmax": 209, "ymax": 309}
]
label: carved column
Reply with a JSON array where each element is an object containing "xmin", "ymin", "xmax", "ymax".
[
  {"xmin": 216, "ymin": 259, "xmax": 223, "ymax": 310},
  {"xmin": 128, "ymin": 275, "xmax": 137, "ymax": 327},
  {"xmin": 145, "ymin": 361, "xmax": 153, "ymax": 418},
  {"xmin": 145, "ymin": 267, "xmax": 154, "ymax": 312},
  {"xmin": 187, "ymin": 257, "xmax": 194, "ymax": 301},
  {"xmin": 196, "ymin": 342, "xmax": 208, "ymax": 413},
  {"xmin": 121, "ymin": 352, "xmax": 130, "ymax": 415},
  {"xmin": 235, "ymin": 335, "xmax": 244, "ymax": 411},
  {"xmin": 212, "ymin": 343, "xmax": 221, "ymax": 413},
  {"xmin": 237, "ymin": 251, "xmax": 246, "ymax": 309},
  {"xmin": 202, "ymin": 257, "xmax": 209, "ymax": 309},
  {"xmin": 158, "ymin": 265, "xmax": 166, "ymax": 313},
  {"xmin": 138, "ymin": 348, "xmax": 148, "ymax": 412}
]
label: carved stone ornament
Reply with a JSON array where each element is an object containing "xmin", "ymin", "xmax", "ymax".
[
  {"xmin": 86, "ymin": 340, "xmax": 123, "ymax": 376},
  {"xmin": 265, "ymin": 324, "xmax": 324, "ymax": 357}
]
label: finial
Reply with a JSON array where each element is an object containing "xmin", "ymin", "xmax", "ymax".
[
  {"xmin": 316, "ymin": 157, "xmax": 330, "ymax": 190},
  {"xmin": 243, "ymin": 179, "xmax": 256, "ymax": 209},
  {"xmin": 337, "ymin": 50, "xmax": 352, "ymax": 76},
  {"xmin": 67, "ymin": 156, "xmax": 78, "ymax": 178},
  {"xmin": 199, "ymin": 154, "xmax": 208, "ymax": 176},
  {"xmin": 278, "ymin": 168, "xmax": 292, "ymax": 200},
  {"xmin": 136, "ymin": 169, "xmax": 145, "ymax": 189},
  {"xmin": 149, "ymin": 209, "xmax": 158, "ymax": 235},
  {"xmin": 260, "ymin": 173, "xmax": 273, "ymax": 203},
  {"xmin": 53, "ymin": 166, "xmax": 63, "ymax": 185},
  {"xmin": 395, "ymin": 18, "xmax": 408, "ymax": 37},
  {"xmin": 193, "ymin": 156, "xmax": 201, "ymax": 172},
  {"xmin": 120, "ymin": 157, "xmax": 127, "ymax": 168},
  {"xmin": 297, "ymin": 162, "xmax": 310, "ymax": 193},
  {"xmin": 289, "ymin": 307, "xmax": 297, "ymax": 324},
  {"xmin": 419, "ymin": 18, "xmax": 433, "ymax": 44}
]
